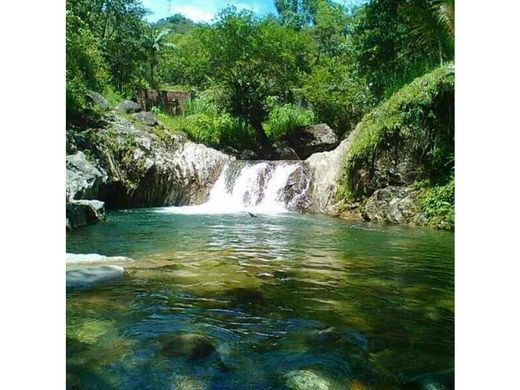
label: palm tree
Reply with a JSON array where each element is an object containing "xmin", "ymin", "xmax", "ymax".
[
  {"xmin": 144, "ymin": 28, "xmax": 175, "ymax": 88},
  {"xmin": 402, "ymin": 0, "xmax": 455, "ymax": 66}
]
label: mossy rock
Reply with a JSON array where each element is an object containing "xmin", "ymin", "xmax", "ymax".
[{"xmin": 341, "ymin": 64, "xmax": 454, "ymax": 200}]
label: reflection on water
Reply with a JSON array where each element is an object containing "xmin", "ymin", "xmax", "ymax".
[{"xmin": 67, "ymin": 210, "xmax": 454, "ymax": 389}]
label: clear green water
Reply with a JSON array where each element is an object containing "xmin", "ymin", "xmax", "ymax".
[{"xmin": 66, "ymin": 209, "xmax": 454, "ymax": 389}]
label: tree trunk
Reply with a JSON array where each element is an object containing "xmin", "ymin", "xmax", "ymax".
[
  {"xmin": 150, "ymin": 56, "xmax": 155, "ymax": 89},
  {"xmin": 251, "ymin": 118, "xmax": 272, "ymax": 158}
]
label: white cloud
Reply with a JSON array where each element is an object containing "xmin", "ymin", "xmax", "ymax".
[{"xmin": 173, "ymin": 5, "xmax": 215, "ymax": 23}]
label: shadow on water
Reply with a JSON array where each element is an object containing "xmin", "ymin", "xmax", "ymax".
[{"xmin": 67, "ymin": 210, "xmax": 454, "ymax": 389}]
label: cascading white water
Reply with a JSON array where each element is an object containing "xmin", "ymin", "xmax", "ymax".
[{"xmin": 160, "ymin": 160, "xmax": 311, "ymax": 215}]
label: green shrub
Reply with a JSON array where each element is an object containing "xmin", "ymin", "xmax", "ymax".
[
  {"xmin": 420, "ymin": 175, "xmax": 455, "ymax": 230},
  {"xmin": 157, "ymin": 91, "xmax": 256, "ymax": 149},
  {"xmin": 264, "ymin": 102, "xmax": 316, "ymax": 140}
]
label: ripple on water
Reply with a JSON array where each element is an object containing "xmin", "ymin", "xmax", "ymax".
[{"xmin": 67, "ymin": 210, "xmax": 454, "ymax": 388}]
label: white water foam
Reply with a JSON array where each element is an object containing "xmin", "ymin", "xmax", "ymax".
[{"xmin": 159, "ymin": 161, "xmax": 303, "ymax": 215}]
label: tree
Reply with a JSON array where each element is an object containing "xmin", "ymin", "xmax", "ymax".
[
  {"xmin": 274, "ymin": 0, "xmax": 318, "ymax": 29},
  {"xmin": 203, "ymin": 8, "xmax": 310, "ymax": 148},
  {"xmin": 143, "ymin": 28, "xmax": 174, "ymax": 88},
  {"xmin": 158, "ymin": 26, "xmax": 212, "ymax": 88},
  {"xmin": 403, "ymin": 0, "xmax": 454, "ymax": 66},
  {"xmin": 351, "ymin": 0, "xmax": 455, "ymax": 99},
  {"xmin": 66, "ymin": 2, "xmax": 109, "ymax": 121},
  {"xmin": 66, "ymin": 0, "xmax": 148, "ymax": 95}
]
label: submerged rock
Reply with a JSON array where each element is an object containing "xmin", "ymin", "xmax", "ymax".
[
  {"xmin": 66, "ymin": 253, "xmax": 133, "ymax": 264},
  {"xmin": 159, "ymin": 333, "xmax": 216, "ymax": 361},
  {"xmin": 66, "ymin": 265, "xmax": 125, "ymax": 288},
  {"xmin": 284, "ymin": 370, "xmax": 332, "ymax": 390},
  {"xmin": 170, "ymin": 374, "xmax": 208, "ymax": 390},
  {"xmin": 68, "ymin": 319, "xmax": 116, "ymax": 345},
  {"xmin": 66, "ymin": 199, "xmax": 105, "ymax": 229},
  {"xmin": 117, "ymin": 99, "xmax": 142, "ymax": 113},
  {"xmin": 406, "ymin": 369, "xmax": 454, "ymax": 390}
]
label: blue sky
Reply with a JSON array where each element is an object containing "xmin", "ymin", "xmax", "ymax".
[{"xmin": 142, "ymin": 0, "xmax": 366, "ymax": 23}]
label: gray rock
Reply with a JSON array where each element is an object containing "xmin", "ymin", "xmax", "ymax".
[
  {"xmin": 86, "ymin": 91, "xmax": 110, "ymax": 111},
  {"xmin": 66, "ymin": 112, "xmax": 231, "ymax": 209},
  {"xmin": 66, "ymin": 253, "xmax": 133, "ymax": 264},
  {"xmin": 133, "ymin": 111, "xmax": 158, "ymax": 126},
  {"xmin": 239, "ymin": 149, "xmax": 258, "ymax": 160},
  {"xmin": 66, "ymin": 199, "xmax": 105, "ymax": 229},
  {"xmin": 284, "ymin": 370, "xmax": 332, "ymax": 390},
  {"xmin": 66, "ymin": 265, "xmax": 125, "ymax": 288},
  {"xmin": 362, "ymin": 186, "xmax": 425, "ymax": 225},
  {"xmin": 307, "ymin": 126, "xmax": 360, "ymax": 214},
  {"xmin": 91, "ymin": 115, "xmax": 231, "ymax": 208},
  {"xmin": 66, "ymin": 151, "xmax": 107, "ymax": 201},
  {"xmin": 272, "ymin": 141, "xmax": 299, "ymax": 160},
  {"xmin": 117, "ymin": 100, "xmax": 142, "ymax": 113},
  {"xmin": 285, "ymin": 123, "xmax": 338, "ymax": 159},
  {"xmin": 282, "ymin": 164, "xmax": 312, "ymax": 211}
]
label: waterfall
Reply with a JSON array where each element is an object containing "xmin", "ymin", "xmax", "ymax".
[{"xmin": 161, "ymin": 160, "xmax": 311, "ymax": 215}]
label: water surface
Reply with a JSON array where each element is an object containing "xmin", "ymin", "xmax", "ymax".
[{"xmin": 66, "ymin": 209, "xmax": 454, "ymax": 389}]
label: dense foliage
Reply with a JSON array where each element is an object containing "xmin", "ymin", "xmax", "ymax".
[{"xmin": 67, "ymin": 0, "xmax": 454, "ymax": 138}]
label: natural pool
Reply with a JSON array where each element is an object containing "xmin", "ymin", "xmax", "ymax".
[{"xmin": 66, "ymin": 209, "xmax": 454, "ymax": 389}]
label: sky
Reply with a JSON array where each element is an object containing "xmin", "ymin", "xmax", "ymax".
[{"xmin": 141, "ymin": 0, "xmax": 366, "ymax": 23}]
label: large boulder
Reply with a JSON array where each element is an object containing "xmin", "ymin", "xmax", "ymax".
[
  {"xmin": 285, "ymin": 123, "xmax": 339, "ymax": 159},
  {"xmin": 307, "ymin": 126, "xmax": 360, "ymax": 214},
  {"xmin": 86, "ymin": 91, "xmax": 110, "ymax": 111},
  {"xmin": 85, "ymin": 115, "xmax": 231, "ymax": 208},
  {"xmin": 66, "ymin": 151, "xmax": 107, "ymax": 201},
  {"xmin": 133, "ymin": 111, "xmax": 158, "ymax": 126},
  {"xmin": 66, "ymin": 265, "xmax": 125, "ymax": 288},
  {"xmin": 66, "ymin": 199, "xmax": 105, "ymax": 229},
  {"xmin": 117, "ymin": 99, "xmax": 142, "ymax": 113},
  {"xmin": 361, "ymin": 186, "xmax": 426, "ymax": 225}
]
